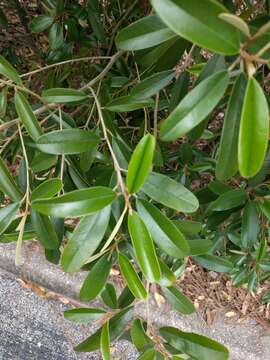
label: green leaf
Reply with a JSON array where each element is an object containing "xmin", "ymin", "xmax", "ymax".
[
  {"xmin": 0, "ymin": 87, "xmax": 7, "ymax": 117},
  {"xmin": 130, "ymin": 70, "xmax": 175, "ymax": 100},
  {"xmin": 194, "ymin": 255, "xmax": 233, "ymax": 273},
  {"xmin": 42, "ymin": 88, "xmax": 88, "ymax": 103},
  {"xmin": 0, "ymin": 156, "xmax": 23, "ymax": 201},
  {"xmin": 118, "ymin": 286, "xmax": 135, "ymax": 309},
  {"xmin": 14, "ymin": 91, "xmax": 43, "ymax": 141},
  {"xmin": 127, "ymin": 134, "xmax": 155, "ymax": 194},
  {"xmin": 0, "ymin": 203, "xmax": 20, "ymax": 236},
  {"xmin": 187, "ymin": 239, "xmax": 212, "ymax": 256},
  {"xmin": 173, "ymin": 220, "xmax": 202, "ymax": 237},
  {"xmin": 116, "ymin": 15, "xmax": 175, "ymax": 51},
  {"xmin": 118, "ymin": 252, "xmax": 147, "ymax": 300},
  {"xmin": 100, "ymin": 322, "xmax": 110, "ymax": 360},
  {"xmin": 137, "ymin": 199, "xmax": 189, "ymax": 258},
  {"xmin": 80, "ymin": 255, "xmax": 112, "ymax": 301},
  {"xmin": 216, "ymin": 73, "xmax": 247, "ymax": 180},
  {"xmin": 159, "ymin": 260, "xmax": 177, "ymax": 287},
  {"xmin": 0, "ymin": 230, "xmax": 35, "ymax": 243},
  {"xmin": 30, "ymin": 152, "xmax": 57, "ymax": 172},
  {"xmin": 0, "ymin": 8, "xmax": 8, "ymax": 30},
  {"xmin": 238, "ymin": 76, "xmax": 269, "ymax": 178},
  {"xmin": 210, "ymin": 189, "xmax": 246, "ymax": 211},
  {"xmin": 35, "ymin": 129, "xmax": 99, "ymax": 155},
  {"xmin": 61, "ymin": 206, "xmax": 111, "ymax": 272},
  {"xmin": 162, "ymin": 287, "xmax": 195, "ymax": 315},
  {"xmin": 259, "ymin": 198, "xmax": 270, "ymax": 219},
  {"xmin": 219, "ymin": 13, "xmax": 250, "ymax": 37},
  {"xmin": 31, "ymin": 178, "xmax": 62, "ymax": 201},
  {"xmin": 31, "ymin": 210, "xmax": 59, "ymax": 249},
  {"xmin": 151, "ymin": 0, "xmax": 240, "ymax": 55},
  {"xmin": 137, "ymin": 348, "xmax": 161, "ymax": 360},
  {"xmin": 160, "ymin": 326, "xmax": 229, "ymax": 360},
  {"xmin": 159, "ymin": 71, "xmax": 229, "ymax": 141},
  {"xmin": 128, "ymin": 212, "xmax": 161, "ymax": 283},
  {"xmin": 75, "ymin": 306, "xmax": 133, "ymax": 352},
  {"xmin": 64, "ymin": 307, "xmax": 105, "ymax": 323},
  {"xmin": 87, "ymin": 0, "xmax": 106, "ymax": 41},
  {"xmin": 241, "ymin": 201, "xmax": 259, "ymax": 249},
  {"xmin": 48, "ymin": 22, "xmax": 64, "ymax": 50},
  {"xmin": 142, "ymin": 172, "xmax": 199, "ymax": 213},
  {"xmin": 32, "ymin": 186, "xmax": 116, "ymax": 217},
  {"xmin": 29, "ymin": 15, "xmax": 54, "ymax": 33},
  {"xmin": 106, "ymin": 95, "xmax": 154, "ymax": 112},
  {"xmin": 169, "ymin": 71, "xmax": 190, "ymax": 112},
  {"xmin": 0, "ymin": 55, "xmax": 21, "ymax": 84},
  {"xmin": 101, "ymin": 283, "xmax": 118, "ymax": 309},
  {"xmin": 131, "ymin": 319, "xmax": 152, "ymax": 351}
]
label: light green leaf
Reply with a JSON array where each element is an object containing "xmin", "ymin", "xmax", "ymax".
[
  {"xmin": 142, "ymin": 172, "xmax": 199, "ymax": 213},
  {"xmin": 160, "ymin": 71, "xmax": 229, "ymax": 141},
  {"xmin": 137, "ymin": 199, "xmax": 189, "ymax": 258},
  {"xmin": 130, "ymin": 70, "xmax": 175, "ymax": 100},
  {"xmin": 128, "ymin": 212, "xmax": 161, "ymax": 283},
  {"xmin": 0, "ymin": 156, "xmax": 23, "ymax": 201},
  {"xmin": 32, "ymin": 186, "xmax": 116, "ymax": 217},
  {"xmin": 0, "ymin": 202, "xmax": 20, "ymax": 236},
  {"xmin": 29, "ymin": 15, "xmax": 54, "ymax": 33},
  {"xmin": 127, "ymin": 134, "xmax": 155, "ymax": 194},
  {"xmin": 151, "ymin": 0, "xmax": 240, "ymax": 55},
  {"xmin": 118, "ymin": 252, "xmax": 147, "ymax": 300},
  {"xmin": 42, "ymin": 88, "xmax": 88, "ymax": 103},
  {"xmin": 216, "ymin": 73, "xmax": 247, "ymax": 180},
  {"xmin": 80, "ymin": 255, "xmax": 112, "ymax": 301},
  {"xmin": 64, "ymin": 307, "xmax": 105, "ymax": 323},
  {"xmin": 35, "ymin": 129, "xmax": 99, "ymax": 155},
  {"xmin": 31, "ymin": 178, "xmax": 62, "ymax": 201},
  {"xmin": 160, "ymin": 326, "xmax": 229, "ymax": 360},
  {"xmin": 162, "ymin": 286, "xmax": 195, "ymax": 315},
  {"xmin": 106, "ymin": 95, "xmax": 154, "ymax": 112},
  {"xmin": 61, "ymin": 206, "xmax": 111, "ymax": 272},
  {"xmin": 0, "ymin": 55, "xmax": 21, "ymax": 84},
  {"xmin": 100, "ymin": 322, "xmax": 110, "ymax": 360},
  {"xmin": 219, "ymin": 13, "xmax": 250, "ymax": 37},
  {"xmin": 238, "ymin": 76, "xmax": 269, "ymax": 178},
  {"xmin": 116, "ymin": 15, "xmax": 175, "ymax": 51}
]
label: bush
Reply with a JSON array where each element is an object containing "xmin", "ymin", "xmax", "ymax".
[{"xmin": 0, "ymin": 0, "xmax": 270, "ymax": 358}]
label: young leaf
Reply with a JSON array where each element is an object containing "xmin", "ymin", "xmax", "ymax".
[
  {"xmin": 31, "ymin": 178, "xmax": 62, "ymax": 201},
  {"xmin": 116, "ymin": 15, "xmax": 175, "ymax": 51},
  {"xmin": 142, "ymin": 172, "xmax": 199, "ymax": 213},
  {"xmin": 31, "ymin": 210, "xmax": 59, "ymax": 249},
  {"xmin": 29, "ymin": 15, "xmax": 54, "ymax": 33},
  {"xmin": 194, "ymin": 255, "xmax": 233, "ymax": 273},
  {"xmin": 61, "ymin": 206, "xmax": 111, "ymax": 272},
  {"xmin": 80, "ymin": 255, "xmax": 112, "ymax": 301},
  {"xmin": 106, "ymin": 95, "xmax": 154, "ymax": 112},
  {"xmin": 35, "ymin": 129, "xmax": 99, "ymax": 155},
  {"xmin": 64, "ymin": 307, "xmax": 106, "ymax": 323},
  {"xmin": 0, "ymin": 55, "xmax": 21, "ymax": 84},
  {"xmin": 42, "ymin": 88, "xmax": 88, "ymax": 103},
  {"xmin": 137, "ymin": 199, "xmax": 190, "ymax": 258},
  {"xmin": 241, "ymin": 201, "xmax": 259, "ymax": 250},
  {"xmin": 128, "ymin": 212, "xmax": 161, "ymax": 283},
  {"xmin": 75, "ymin": 306, "xmax": 133, "ymax": 352},
  {"xmin": 0, "ymin": 156, "xmax": 23, "ymax": 201},
  {"xmin": 238, "ymin": 76, "xmax": 269, "ymax": 178},
  {"xmin": 127, "ymin": 134, "xmax": 155, "ymax": 194},
  {"xmin": 100, "ymin": 322, "xmax": 110, "ymax": 360},
  {"xmin": 118, "ymin": 252, "xmax": 147, "ymax": 300},
  {"xmin": 0, "ymin": 202, "xmax": 20, "ymax": 236},
  {"xmin": 216, "ymin": 73, "xmax": 247, "ymax": 180},
  {"xmin": 130, "ymin": 70, "xmax": 175, "ymax": 100},
  {"xmin": 160, "ymin": 327, "xmax": 229, "ymax": 360},
  {"xmin": 159, "ymin": 71, "xmax": 229, "ymax": 141},
  {"xmin": 151, "ymin": 0, "xmax": 240, "ymax": 55},
  {"xmin": 32, "ymin": 186, "xmax": 116, "ymax": 217},
  {"xmin": 162, "ymin": 286, "xmax": 195, "ymax": 315}
]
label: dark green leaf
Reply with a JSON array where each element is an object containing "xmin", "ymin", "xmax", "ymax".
[
  {"xmin": 31, "ymin": 210, "xmax": 59, "ymax": 249},
  {"xmin": 127, "ymin": 134, "xmax": 155, "ymax": 194},
  {"xmin": 80, "ymin": 255, "xmax": 112, "ymax": 301},
  {"xmin": 0, "ymin": 156, "xmax": 23, "ymax": 201},
  {"xmin": 106, "ymin": 96, "xmax": 154, "ymax": 112},
  {"xmin": 64, "ymin": 307, "xmax": 105, "ymax": 323},
  {"xmin": 0, "ymin": 202, "xmax": 20, "ymax": 236},
  {"xmin": 162, "ymin": 286, "xmax": 195, "ymax": 315},
  {"xmin": 29, "ymin": 15, "xmax": 54, "ymax": 33},
  {"xmin": 128, "ymin": 212, "xmax": 161, "ymax": 283},
  {"xmin": 142, "ymin": 172, "xmax": 199, "ymax": 213},
  {"xmin": 48, "ymin": 22, "xmax": 64, "ymax": 50},
  {"xmin": 241, "ymin": 201, "xmax": 259, "ymax": 249},
  {"xmin": 101, "ymin": 283, "xmax": 118, "ymax": 309},
  {"xmin": 210, "ymin": 189, "xmax": 246, "ymax": 211},
  {"xmin": 151, "ymin": 0, "xmax": 240, "ymax": 55},
  {"xmin": 61, "ymin": 206, "xmax": 111, "ymax": 272},
  {"xmin": 0, "ymin": 55, "xmax": 21, "ymax": 84},
  {"xmin": 32, "ymin": 186, "xmax": 116, "ymax": 217}
]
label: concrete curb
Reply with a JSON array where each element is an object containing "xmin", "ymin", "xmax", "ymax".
[{"xmin": 1, "ymin": 241, "xmax": 270, "ymax": 360}]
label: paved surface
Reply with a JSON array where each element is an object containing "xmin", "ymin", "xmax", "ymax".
[{"xmin": 0, "ymin": 241, "xmax": 270, "ymax": 359}]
